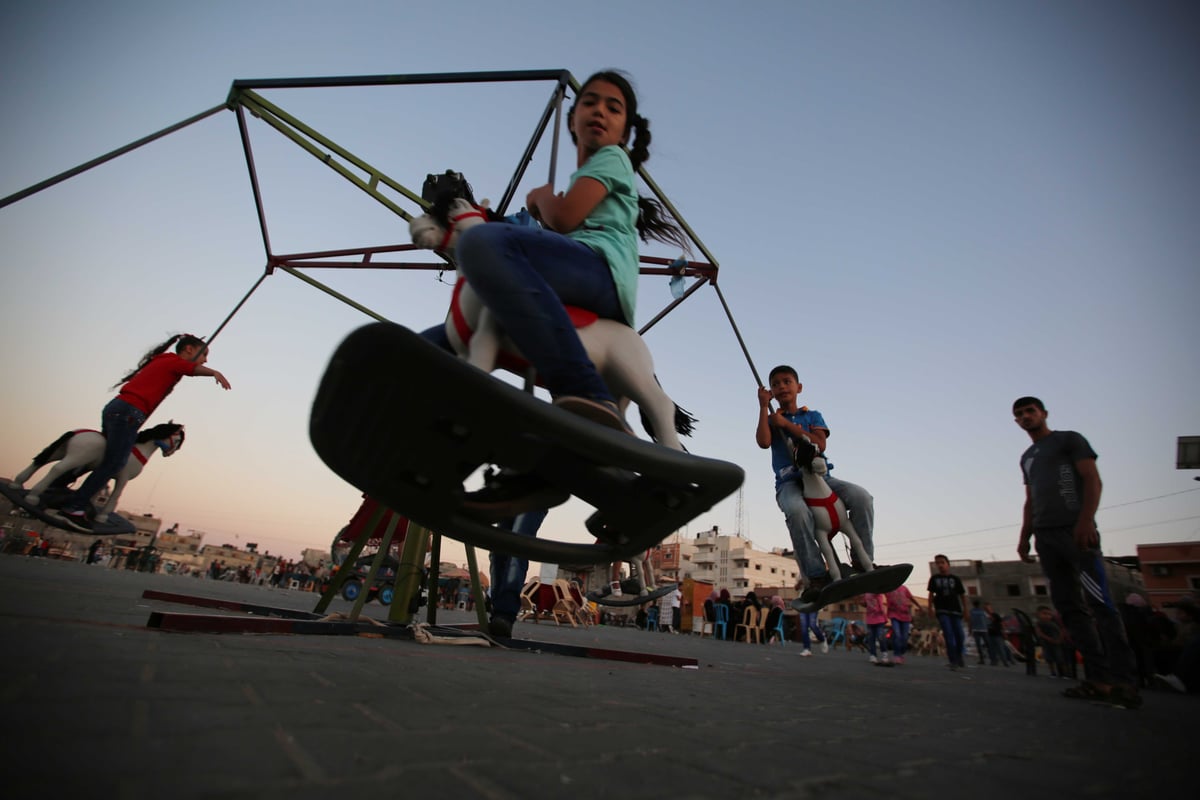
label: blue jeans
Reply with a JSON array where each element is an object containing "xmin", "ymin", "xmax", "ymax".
[
  {"xmin": 63, "ymin": 397, "xmax": 146, "ymax": 513},
  {"xmin": 454, "ymin": 223, "xmax": 622, "ymax": 401},
  {"xmin": 972, "ymin": 631, "xmax": 991, "ymax": 663},
  {"xmin": 937, "ymin": 611, "xmax": 966, "ymax": 666},
  {"xmin": 776, "ymin": 475, "xmax": 875, "ymax": 579},
  {"xmin": 799, "ymin": 611, "xmax": 825, "ymax": 648},
  {"xmin": 988, "ymin": 632, "xmax": 1013, "ymax": 665},
  {"xmin": 1035, "ymin": 525, "xmax": 1136, "ymax": 687},
  {"xmin": 867, "ymin": 622, "xmax": 887, "ymax": 656},
  {"xmin": 489, "ymin": 510, "xmax": 547, "ymax": 621},
  {"xmin": 890, "ymin": 619, "xmax": 912, "ymax": 657}
]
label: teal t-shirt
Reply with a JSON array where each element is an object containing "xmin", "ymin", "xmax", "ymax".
[{"xmin": 566, "ymin": 145, "xmax": 639, "ymax": 326}]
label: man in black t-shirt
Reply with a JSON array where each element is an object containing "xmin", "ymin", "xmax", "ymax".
[{"xmin": 1013, "ymin": 396, "xmax": 1139, "ymax": 708}]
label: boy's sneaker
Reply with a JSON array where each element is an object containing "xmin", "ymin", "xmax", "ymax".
[
  {"xmin": 609, "ymin": 581, "xmax": 623, "ymax": 597},
  {"xmin": 800, "ymin": 574, "xmax": 832, "ymax": 603},
  {"xmin": 48, "ymin": 508, "xmax": 93, "ymax": 533},
  {"xmin": 869, "ymin": 655, "xmax": 878, "ymax": 664},
  {"xmin": 552, "ymin": 396, "xmax": 633, "ymax": 435},
  {"xmin": 894, "ymin": 655, "xmax": 905, "ymax": 665},
  {"xmin": 1152, "ymin": 673, "xmax": 1186, "ymax": 694},
  {"xmin": 800, "ymin": 649, "xmax": 813, "ymax": 657},
  {"xmin": 820, "ymin": 641, "xmax": 830, "ymax": 654},
  {"xmin": 487, "ymin": 615, "xmax": 515, "ymax": 638},
  {"xmin": 462, "ymin": 470, "xmax": 569, "ymax": 521},
  {"xmin": 1105, "ymin": 684, "xmax": 1143, "ymax": 710}
]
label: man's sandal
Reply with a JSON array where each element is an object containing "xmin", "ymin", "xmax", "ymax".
[
  {"xmin": 1062, "ymin": 681, "xmax": 1108, "ymax": 700},
  {"xmin": 1062, "ymin": 681, "xmax": 1142, "ymax": 709}
]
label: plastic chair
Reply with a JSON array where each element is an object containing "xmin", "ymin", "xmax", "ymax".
[
  {"xmin": 768, "ymin": 610, "xmax": 787, "ymax": 645},
  {"xmin": 714, "ymin": 604, "xmax": 730, "ymax": 640},
  {"xmin": 550, "ymin": 579, "xmax": 579, "ymax": 627},
  {"xmin": 757, "ymin": 607, "xmax": 771, "ymax": 643},
  {"xmin": 645, "ymin": 606, "xmax": 659, "ymax": 631},
  {"xmin": 518, "ymin": 579, "xmax": 542, "ymax": 623},
  {"xmin": 734, "ymin": 606, "xmax": 761, "ymax": 643},
  {"xmin": 825, "ymin": 617, "xmax": 848, "ymax": 647}
]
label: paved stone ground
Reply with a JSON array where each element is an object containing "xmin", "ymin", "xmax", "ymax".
[{"xmin": 0, "ymin": 554, "xmax": 1190, "ymax": 799}]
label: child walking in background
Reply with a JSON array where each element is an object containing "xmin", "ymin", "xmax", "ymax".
[
  {"xmin": 48, "ymin": 334, "xmax": 230, "ymax": 532},
  {"xmin": 885, "ymin": 583, "xmax": 918, "ymax": 665},
  {"xmin": 928, "ymin": 554, "xmax": 969, "ymax": 669},
  {"xmin": 970, "ymin": 599, "xmax": 993, "ymax": 665},
  {"xmin": 1036, "ymin": 605, "xmax": 1069, "ymax": 678},
  {"xmin": 864, "ymin": 592, "xmax": 889, "ymax": 664},
  {"xmin": 798, "ymin": 610, "xmax": 828, "ymax": 656}
]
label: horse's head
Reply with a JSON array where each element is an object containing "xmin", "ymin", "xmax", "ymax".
[
  {"xmin": 790, "ymin": 435, "xmax": 828, "ymax": 475},
  {"xmin": 409, "ymin": 197, "xmax": 490, "ymax": 261},
  {"xmin": 139, "ymin": 421, "xmax": 186, "ymax": 457}
]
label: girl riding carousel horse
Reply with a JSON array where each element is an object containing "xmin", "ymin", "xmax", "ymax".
[
  {"xmin": 414, "ymin": 70, "xmax": 687, "ymax": 635},
  {"xmin": 48, "ymin": 333, "xmax": 231, "ymax": 532}
]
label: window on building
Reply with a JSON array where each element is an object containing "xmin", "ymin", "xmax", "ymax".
[
  {"xmin": 1034, "ymin": 585, "xmax": 1048, "ymax": 596},
  {"xmin": 1189, "ymin": 576, "xmax": 1200, "ymax": 591},
  {"xmin": 1005, "ymin": 584, "xmax": 1020, "ymax": 597},
  {"xmin": 966, "ymin": 586, "xmax": 978, "ymax": 596},
  {"xmin": 755, "ymin": 564, "xmax": 762, "ymax": 571},
  {"xmin": 1152, "ymin": 565, "xmax": 1171, "ymax": 577}
]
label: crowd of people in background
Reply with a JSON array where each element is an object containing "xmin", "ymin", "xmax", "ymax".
[{"xmin": 623, "ymin": 572, "xmax": 1198, "ymax": 696}]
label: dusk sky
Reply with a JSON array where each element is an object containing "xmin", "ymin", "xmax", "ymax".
[{"xmin": 2, "ymin": 1, "xmax": 1197, "ymax": 593}]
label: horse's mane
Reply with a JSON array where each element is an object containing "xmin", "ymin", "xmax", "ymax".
[
  {"xmin": 137, "ymin": 422, "xmax": 184, "ymax": 444},
  {"xmin": 423, "ymin": 170, "xmax": 502, "ymax": 226}
]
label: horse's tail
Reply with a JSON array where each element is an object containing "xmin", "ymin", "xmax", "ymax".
[
  {"xmin": 636, "ymin": 402, "xmax": 698, "ymax": 446},
  {"xmin": 30, "ymin": 431, "xmax": 76, "ymax": 465},
  {"xmin": 673, "ymin": 404, "xmax": 698, "ymax": 438}
]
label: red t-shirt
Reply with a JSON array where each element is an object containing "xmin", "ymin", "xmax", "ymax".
[{"xmin": 117, "ymin": 353, "xmax": 198, "ymax": 415}]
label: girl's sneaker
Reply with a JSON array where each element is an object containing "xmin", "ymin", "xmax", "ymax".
[
  {"xmin": 820, "ymin": 641, "xmax": 829, "ymax": 654},
  {"xmin": 869, "ymin": 655, "xmax": 878, "ymax": 663},
  {"xmin": 800, "ymin": 649, "xmax": 813, "ymax": 657},
  {"xmin": 894, "ymin": 655, "xmax": 906, "ymax": 665},
  {"xmin": 552, "ymin": 396, "xmax": 632, "ymax": 434},
  {"xmin": 48, "ymin": 507, "xmax": 93, "ymax": 533}
]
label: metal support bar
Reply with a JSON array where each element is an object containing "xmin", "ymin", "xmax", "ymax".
[
  {"xmin": 638, "ymin": 276, "xmax": 712, "ymax": 337},
  {"xmin": 496, "ymin": 79, "xmax": 568, "ymax": 214},
  {"xmin": 312, "ymin": 505, "xmax": 383, "ymax": 613},
  {"xmin": 1, "ymin": 104, "xmax": 228, "ymax": 209},
  {"xmin": 388, "ymin": 522, "xmax": 430, "ymax": 624},
  {"xmin": 464, "ymin": 545, "xmax": 489, "ymax": 629},
  {"xmin": 277, "ymin": 265, "xmax": 391, "ymax": 321},
  {"xmin": 347, "ymin": 514, "xmax": 401, "ymax": 621},
  {"xmin": 233, "ymin": 89, "xmax": 423, "ymax": 218},
  {"xmin": 426, "ymin": 533, "xmax": 442, "ymax": 626},
  {"xmin": 711, "ymin": 281, "xmax": 765, "ymax": 387},
  {"xmin": 235, "ymin": 104, "xmax": 274, "ymax": 261},
  {"xmin": 200, "ymin": 271, "xmax": 268, "ymax": 351},
  {"xmin": 229, "ymin": 69, "xmax": 572, "ymax": 94}
]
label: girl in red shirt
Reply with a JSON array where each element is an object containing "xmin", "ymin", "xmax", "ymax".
[{"xmin": 49, "ymin": 334, "xmax": 230, "ymax": 531}]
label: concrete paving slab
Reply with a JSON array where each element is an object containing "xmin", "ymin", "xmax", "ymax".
[{"xmin": 0, "ymin": 554, "xmax": 1190, "ymax": 799}]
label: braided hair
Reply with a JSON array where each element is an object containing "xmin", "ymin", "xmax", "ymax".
[
  {"xmin": 569, "ymin": 70, "xmax": 689, "ymax": 252},
  {"xmin": 113, "ymin": 334, "xmax": 206, "ymax": 387}
]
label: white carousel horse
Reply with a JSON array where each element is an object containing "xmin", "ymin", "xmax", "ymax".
[
  {"xmin": 790, "ymin": 436, "xmax": 873, "ymax": 583},
  {"xmin": 412, "ymin": 192, "xmax": 692, "ymax": 596},
  {"xmin": 9, "ymin": 421, "xmax": 185, "ymax": 524},
  {"xmin": 410, "ymin": 196, "xmax": 694, "ymax": 452},
  {"xmin": 578, "ymin": 551, "xmax": 658, "ymax": 614}
]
